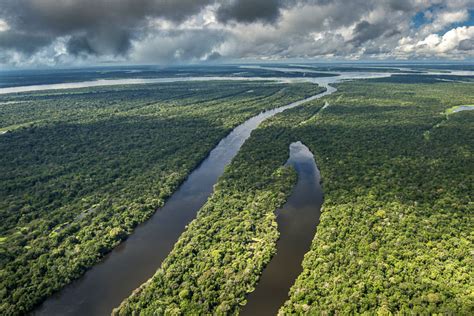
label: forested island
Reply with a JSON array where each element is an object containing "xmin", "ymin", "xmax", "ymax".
[
  {"xmin": 1, "ymin": 0, "xmax": 473, "ymax": 314},
  {"xmin": 0, "ymin": 68, "xmax": 472, "ymax": 316},
  {"xmin": 116, "ymin": 79, "xmax": 473, "ymax": 315},
  {"xmin": 0, "ymin": 80, "xmax": 316, "ymax": 314}
]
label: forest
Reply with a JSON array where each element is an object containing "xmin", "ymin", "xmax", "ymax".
[
  {"xmin": 282, "ymin": 80, "xmax": 473, "ymax": 314},
  {"xmin": 114, "ymin": 94, "xmax": 326, "ymax": 315},
  {"xmin": 0, "ymin": 80, "xmax": 317, "ymax": 315},
  {"xmin": 115, "ymin": 80, "xmax": 473, "ymax": 314}
]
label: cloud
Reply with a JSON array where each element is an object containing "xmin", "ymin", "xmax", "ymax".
[
  {"xmin": 350, "ymin": 21, "xmax": 388, "ymax": 46},
  {"xmin": 427, "ymin": 9, "xmax": 470, "ymax": 32},
  {"xmin": 0, "ymin": 19, "xmax": 9, "ymax": 32},
  {"xmin": 397, "ymin": 26, "xmax": 474, "ymax": 57},
  {"xmin": 216, "ymin": 0, "xmax": 283, "ymax": 24},
  {"xmin": 130, "ymin": 29, "xmax": 226, "ymax": 63},
  {"xmin": 458, "ymin": 38, "xmax": 474, "ymax": 50},
  {"xmin": 0, "ymin": 0, "xmax": 473, "ymax": 67},
  {"xmin": 0, "ymin": 0, "xmax": 216, "ymax": 56}
]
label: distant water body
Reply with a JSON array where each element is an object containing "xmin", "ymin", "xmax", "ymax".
[
  {"xmin": 453, "ymin": 105, "xmax": 474, "ymax": 113},
  {"xmin": 6, "ymin": 64, "xmax": 474, "ymax": 95},
  {"xmin": 1, "ymin": 66, "xmax": 472, "ymax": 96},
  {"xmin": 0, "ymin": 77, "xmax": 289, "ymax": 95}
]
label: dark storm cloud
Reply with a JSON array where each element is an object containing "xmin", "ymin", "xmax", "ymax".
[
  {"xmin": 0, "ymin": 31, "xmax": 51, "ymax": 54},
  {"xmin": 0, "ymin": 0, "xmax": 472, "ymax": 66},
  {"xmin": 66, "ymin": 30, "xmax": 132, "ymax": 56},
  {"xmin": 66, "ymin": 35, "xmax": 97, "ymax": 56},
  {"xmin": 387, "ymin": 0, "xmax": 415, "ymax": 12},
  {"xmin": 0, "ymin": 0, "xmax": 215, "ymax": 55},
  {"xmin": 216, "ymin": 0, "xmax": 283, "ymax": 24},
  {"xmin": 131, "ymin": 29, "xmax": 227, "ymax": 63},
  {"xmin": 350, "ymin": 21, "xmax": 388, "ymax": 46}
]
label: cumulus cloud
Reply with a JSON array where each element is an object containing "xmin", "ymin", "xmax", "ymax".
[
  {"xmin": 397, "ymin": 26, "xmax": 474, "ymax": 57},
  {"xmin": 0, "ymin": 19, "xmax": 9, "ymax": 32},
  {"xmin": 421, "ymin": 9, "xmax": 470, "ymax": 33},
  {"xmin": 0, "ymin": 0, "xmax": 473, "ymax": 67},
  {"xmin": 130, "ymin": 29, "xmax": 226, "ymax": 63}
]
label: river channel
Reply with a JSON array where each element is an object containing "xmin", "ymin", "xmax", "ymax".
[
  {"xmin": 33, "ymin": 77, "xmax": 339, "ymax": 316},
  {"xmin": 241, "ymin": 142, "xmax": 323, "ymax": 316}
]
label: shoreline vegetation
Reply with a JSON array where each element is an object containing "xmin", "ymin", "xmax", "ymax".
[
  {"xmin": 116, "ymin": 80, "xmax": 472, "ymax": 315},
  {"xmin": 0, "ymin": 81, "xmax": 317, "ymax": 315},
  {"xmin": 1, "ymin": 72, "xmax": 472, "ymax": 315},
  {"xmin": 282, "ymin": 81, "xmax": 473, "ymax": 314},
  {"xmin": 113, "ymin": 90, "xmax": 327, "ymax": 315}
]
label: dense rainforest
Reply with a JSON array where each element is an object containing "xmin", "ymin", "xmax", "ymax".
[
  {"xmin": 282, "ymin": 81, "xmax": 474, "ymax": 314},
  {"xmin": 116, "ymin": 80, "xmax": 473, "ymax": 314},
  {"xmin": 0, "ymin": 80, "xmax": 317, "ymax": 315},
  {"xmin": 114, "ymin": 92, "xmax": 326, "ymax": 315}
]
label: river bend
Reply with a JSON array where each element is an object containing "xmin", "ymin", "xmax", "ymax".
[
  {"xmin": 33, "ymin": 82, "xmax": 334, "ymax": 316},
  {"xmin": 241, "ymin": 142, "xmax": 323, "ymax": 315}
]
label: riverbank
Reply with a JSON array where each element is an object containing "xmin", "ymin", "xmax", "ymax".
[
  {"xmin": 33, "ymin": 85, "xmax": 327, "ymax": 316},
  {"xmin": 1, "ymin": 81, "xmax": 318, "ymax": 316},
  {"xmin": 241, "ymin": 142, "xmax": 323, "ymax": 316},
  {"xmin": 113, "ymin": 96, "xmax": 328, "ymax": 315}
]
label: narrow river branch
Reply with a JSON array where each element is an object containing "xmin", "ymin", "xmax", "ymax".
[
  {"xmin": 240, "ymin": 142, "xmax": 323, "ymax": 316},
  {"xmin": 33, "ymin": 86, "xmax": 334, "ymax": 316}
]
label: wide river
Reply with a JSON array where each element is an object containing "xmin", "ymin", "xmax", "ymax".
[{"xmin": 28, "ymin": 69, "xmax": 421, "ymax": 315}]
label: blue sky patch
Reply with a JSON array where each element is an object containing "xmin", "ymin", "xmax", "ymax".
[{"xmin": 412, "ymin": 12, "xmax": 430, "ymax": 28}]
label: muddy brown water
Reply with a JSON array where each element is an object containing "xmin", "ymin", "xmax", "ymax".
[
  {"xmin": 240, "ymin": 141, "xmax": 323, "ymax": 316},
  {"xmin": 33, "ymin": 87, "xmax": 334, "ymax": 316}
]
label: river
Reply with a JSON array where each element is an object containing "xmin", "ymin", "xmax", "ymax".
[
  {"xmin": 33, "ymin": 77, "xmax": 338, "ymax": 316},
  {"xmin": 10, "ymin": 66, "xmax": 469, "ymax": 315},
  {"xmin": 240, "ymin": 142, "xmax": 323, "ymax": 316},
  {"xmin": 0, "ymin": 68, "xmax": 394, "ymax": 96},
  {"xmin": 28, "ymin": 67, "xmax": 445, "ymax": 315}
]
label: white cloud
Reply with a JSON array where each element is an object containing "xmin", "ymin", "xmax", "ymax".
[
  {"xmin": 397, "ymin": 26, "xmax": 474, "ymax": 56},
  {"xmin": 1, "ymin": 0, "xmax": 473, "ymax": 67},
  {"xmin": 0, "ymin": 19, "xmax": 9, "ymax": 32},
  {"xmin": 435, "ymin": 26, "xmax": 474, "ymax": 53},
  {"xmin": 430, "ymin": 9, "xmax": 469, "ymax": 32}
]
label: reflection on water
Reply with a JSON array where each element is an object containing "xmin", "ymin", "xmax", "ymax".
[{"xmin": 240, "ymin": 142, "xmax": 323, "ymax": 316}]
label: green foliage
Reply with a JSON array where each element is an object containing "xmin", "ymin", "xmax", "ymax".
[
  {"xmin": 0, "ymin": 80, "xmax": 316, "ymax": 315},
  {"xmin": 3, "ymin": 77, "xmax": 472, "ymax": 315},
  {"xmin": 281, "ymin": 81, "xmax": 474, "ymax": 314},
  {"xmin": 114, "ymin": 87, "xmax": 327, "ymax": 315},
  {"xmin": 117, "ymin": 81, "xmax": 473, "ymax": 315}
]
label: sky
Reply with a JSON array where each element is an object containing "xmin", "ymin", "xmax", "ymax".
[{"xmin": 0, "ymin": 0, "xmax": 473, "ymax": 68}]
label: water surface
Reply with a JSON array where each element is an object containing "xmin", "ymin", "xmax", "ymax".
[
  {"xmin": 32, "ymin": 71, "xmax": 394, "ymax": 315},
  {"xmin": 241, "ymin": 142, "xmax": 323, "ymax": 316},
  {"xmin": 33, "ymin": 84, "xmax": 333, "ymax": 316},
  {"xmin": 0, "ymin": 70, "xmax": 390, "ymax": 95},
  {"xmin": 453, "ymin": 105, "xmax": 474, "ymax": 113}
]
